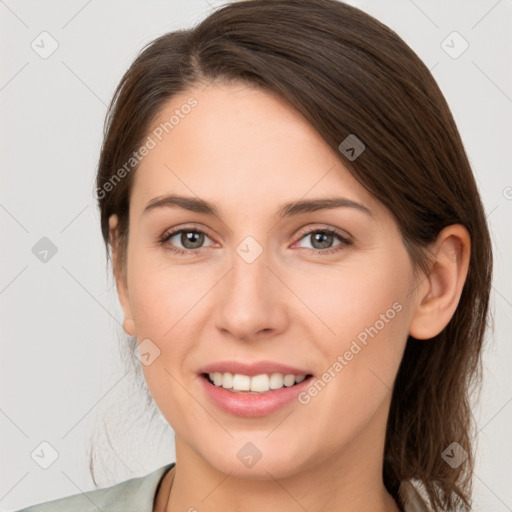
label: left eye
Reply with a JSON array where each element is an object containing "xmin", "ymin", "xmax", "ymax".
[{"xmin": 295, "ymin": 229, "xmax": 351, "ymax": 252}]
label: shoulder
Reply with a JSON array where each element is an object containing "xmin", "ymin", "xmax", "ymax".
[
  {"xmin": 399, "ymin": 479, "xmax": 434, "ymax": 512},
  {"xmin": 13, "ymin": 462, "xmax": 175, "ymax": 512}
]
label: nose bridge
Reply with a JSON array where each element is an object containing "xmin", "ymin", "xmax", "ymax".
[
  {"xmin": 232, "ymin": 235, "xmax": 268, "ymax": 293},
  {"xmin": 214, "ymin": 233, "xmax": 286, "ymax": 339}
]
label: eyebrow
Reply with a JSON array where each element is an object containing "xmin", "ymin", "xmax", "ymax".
[{"xmin": 142, "ymin": 194, "xmax": 373, "ymax": 219}]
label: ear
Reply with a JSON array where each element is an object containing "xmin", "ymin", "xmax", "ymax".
[
  {"xmin": 409, "ymin": 224, "xmax": 471, "ymax": 340},
  {"xmin": 109, "ymin": 214, "xmax": 136, "ymax": 337}
]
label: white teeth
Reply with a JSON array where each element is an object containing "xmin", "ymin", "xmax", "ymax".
[
  {"xmin": 232, "ymin": 374, "xmax": 251, "ymax": 391},
  {"xmin": 250, "ymin": 374, "xmax": 269, "ymax": 392},
  {"xmin": 220, "ymin": 372, "xmax": 233, "ymax": 389},
  {"xmin": 207, "ymin": 372, "xmax": 308, "ymax": 393},
  {"xmin": 283, "ymin": 374, "xmax": 296, "ymax": 387},
  {"xmin": 269, "ymin": 373, "xmax": 283, "ymax": 390}
]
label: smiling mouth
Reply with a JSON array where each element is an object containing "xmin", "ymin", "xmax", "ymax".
[{"xmin": 201, "ymin": 372, "xmax": 314, "ymax": 394}]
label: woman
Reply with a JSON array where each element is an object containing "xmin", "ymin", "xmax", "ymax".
[{"xmin": 16, "ymin": 0, "xmax": 492, "ymax": 511}]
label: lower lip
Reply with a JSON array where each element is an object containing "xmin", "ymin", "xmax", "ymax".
[{"xmin": 199, "ymin": 374, "xmax": 314, "ymax": 418}]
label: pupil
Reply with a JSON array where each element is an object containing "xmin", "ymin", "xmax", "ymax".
[
  {"xmin": 313, "ymin": 232, "xmax": 332, "ymax": 249},
  {"xmin": 182, "ymin": 231, "xmax": 204, "ymax": 249}
]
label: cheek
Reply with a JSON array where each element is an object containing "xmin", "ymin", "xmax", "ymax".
[
  {"xmin": 128, "ymin": 258, "xmax": 203, "ymax": 425},
  {"xmin": 292, "ymin": 251, "xmax": 412, "ymax": 345},
  {"xmin": 125, "ymin": 248, "xmax": 216, "ymax": 404},
  {"xmin": 126, "ymin": 245, "xmax": 209, "ymax": 337},
  {"xmin": 295, "ymin": 251, "xmax": 412, "ymax": 400}
]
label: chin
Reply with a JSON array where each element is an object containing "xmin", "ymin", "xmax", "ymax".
[{"xmin": 203, "ymin": 441, "xmax": 310, "ymax": 481}]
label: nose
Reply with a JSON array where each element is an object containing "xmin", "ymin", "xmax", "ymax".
[{"xmin": 213, "ymin": 239, "xmax": 289, "ymax": 342}]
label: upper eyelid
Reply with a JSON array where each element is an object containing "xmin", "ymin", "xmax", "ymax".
[
  {"xmin": 294, "ymin": 224, "xmax": 352, "ymax": 240},
  {"xmin": 164, "ymin": 223, "xmax": 216, "ymax": 240}
]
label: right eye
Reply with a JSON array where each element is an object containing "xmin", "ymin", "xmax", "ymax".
[{"xmin": 159, "ymin": 228, "xmax": 216, "ymax": 255}]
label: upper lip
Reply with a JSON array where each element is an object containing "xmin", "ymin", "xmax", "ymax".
[{"xmin": 198, "ymin": 360, "xmax": 313, "ymax": 377}]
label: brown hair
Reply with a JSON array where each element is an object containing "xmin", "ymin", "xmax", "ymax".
[{"xmin": 94, "ymin": 1, "xmax": 493, "ymax": 510}]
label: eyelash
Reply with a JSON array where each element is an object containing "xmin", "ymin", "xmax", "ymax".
[{"xmin": 158, "ymin": 225, "xmax": 353, "ymax": 256}]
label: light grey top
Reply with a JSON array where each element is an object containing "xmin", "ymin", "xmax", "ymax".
[
  {"xmin": 15, "ymin": 462, "xmax": 432, "ymax": 512},
  {"xmin": 14, "ymin": 463, "xmax": 175, "ymax": 512}
]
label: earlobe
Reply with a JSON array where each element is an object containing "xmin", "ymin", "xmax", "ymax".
[
  {"xmin": 409, "ymin": 225, "xmax": 471, "ymax": 340},
  {"xmin": 109, "ymin": 214, "xmax": 136, "ymax": 338},
  {"xmin": 122, "ymin": 317, "xmax": 136, "ymax": 338}
]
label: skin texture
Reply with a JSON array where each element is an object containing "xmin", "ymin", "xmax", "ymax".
[{"xmin": 109, "ymin": 81, "xmax": 471, "ymax": 512}]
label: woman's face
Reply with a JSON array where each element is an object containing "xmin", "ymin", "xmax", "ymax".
[{"xmin": 113, "ymin": 81, "xmax": 421, "ymax": 479}]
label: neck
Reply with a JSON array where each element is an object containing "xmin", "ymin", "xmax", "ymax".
[
  {"xmin": 165, "ymin": 460, "xmax": 400, "ymax": 512},
  {"xmin": 161, "ymin": 406, "xmax": 401, "ymax": 512}
]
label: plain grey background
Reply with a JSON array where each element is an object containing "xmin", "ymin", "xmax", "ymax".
[{"xmin": 1, "ymin": 1, "xmax": 511, "ymax": 511}]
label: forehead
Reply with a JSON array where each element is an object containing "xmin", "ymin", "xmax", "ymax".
[{"xmin": 130, "ymin": 81, "xmax": 380, "ymax": 218}]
